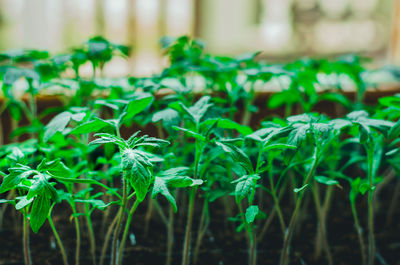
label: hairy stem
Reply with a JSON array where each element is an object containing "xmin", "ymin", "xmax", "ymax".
[
  {"xmin": 117, "ymin": 199, "xmax": 140, "ymax": 265},
  {"xmin": 311, "ymin": 181, "xmax": 333, "ymax": 265},
  {"xmin": 315, "ymin": 185, "xmax": 334, "ymax": 257},
  {"xmin": 181, "ymin": 188, "xmax": 196, "ymax": 265},
  {"xmin": 99, "ymin": 211, "xmax": 119, "ymax": 265},
  {"xmin": 193, "ymin": 199, "xmax": 209, "ymax": 265},
  {"xmin": 166, "ymin": 203, "xmax": 175, "ymax": 265},
  {"xmin": 143, "ymin": 198, "xmax": 154, "ymax": 237},
  {"xmin": 366, "ymin": 148, "xmax": 375, "ymax": 265},
  {"xmin": 279, "ymin": 146, "xmax": 318, "ymax": 265},
  {"xmin": 181, "ymin": 142, "xmax": 202, "ymax": 265},
  {"xmin": 351, "ymin": 201, "xmax": 367, "ymax": 265},
  {"xmin": 111, "ymin": 177, "xmax": 128, "ymax": 265},
  {"xmin": 48, "ymin": 208, "xmax": 69, "ymax": 265},
  {"xmin": 71, "ymin": 203, "xmax": 81, "ymax": 265},
  {"xmin": 23, "ymin": 214, "xmax": 32, "ymax": 265}
]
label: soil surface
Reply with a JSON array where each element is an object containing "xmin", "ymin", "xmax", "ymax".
[{"xmin": 0, "ymin": 182, "xmax": 399, "ymax": 265}]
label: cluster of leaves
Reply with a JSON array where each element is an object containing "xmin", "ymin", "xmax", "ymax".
[{"xmin": 0, "ymin": 35, "xmax": 399, "ymax": 265}]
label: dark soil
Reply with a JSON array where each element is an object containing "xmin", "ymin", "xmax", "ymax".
[{"xmin": 1, "ymin": 181, "xmax": 400, "ymax": 265}]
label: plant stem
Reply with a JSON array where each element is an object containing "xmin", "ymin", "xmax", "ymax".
[
  {"xmin": 366, "ymin": 147, "xmax": 375, "ymax": 265},
  {"xmin": 181, "ymin": 187, "xmax": 196, "ymax": 265},
  {"xmin": 311, "ymin": 181, "xmax": 333, "ymax": 265},
  {"xmin": 166, "ymin": 203, "xmax": 175, "ymax": 265},
  {"xmin": 315, "ymin": 185, "xmax": 334, "ymax": 258},
  {"xmin": 117, "ymin": 199, "xmax": 140, "ymax": 265},
  {"xmin": 193, "ymin": 199, "xmax": 209, "ymax": 265},
  {"xmin": 385, "ymin": 179, "xmax": 400, "ymax": 226},
  {"xmin": 267, "ymin": 156, "xmax": 286, "ymax": 234},
  {"xmin": 143, "ymin": 198, "xmax": 154, "ymax": 236},
  {"xmin": 71, "ymin": 204, "xmax": 81, "ymax": 265},
  {"xmin": 351, "ymin": 201, "xmax": 367, "ymax": 265},
  {"xmin": 238, "ymin": 202, "xmax": 256, "ymax": 265},
  {"xmin": 22, "ymin": 214, "xmax": 32, "ymax": 265},
  {"xmin": 111, "ymin": 177, "xmax": 128, "ymax": 265},
  {"xmin": 279, "ymin": 146, "xmax": 318, "ymax": 265},
  {"xmin": 48, "ymin": 208, "xmax": 69, "ymax": 265},
  {"xmin": 181, "ymin": 142, "xmax": 202, "ymax": 265},
  {"xmin": 99, "ymin": 211, "xmax": 119, "ymax": 265},
  {"xmin": 85, "ymin": 213, "xmax": 97, "ymax": 265}
]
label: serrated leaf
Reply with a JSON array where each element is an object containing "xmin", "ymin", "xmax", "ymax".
[
  {"xmin": 216, "ymin": 141, "xmax": 253, "ymax": 174},
  {"xmin": 0, "ymin": 169, "xmax": 35, "ymax": 193},
  {"xmin": 37, "ymin": 159, "xmax": 71, "ymax": 177},
  {"xmin": 245, "ymin": 205, "xmax": 259, "ymax": 224},
  {"xmin": 30, "ymin": 194, "xmax": 51, "ymax": 233},
  {"xmin": 122, "ymin": 149, "xmax": 153, "ymax": 201},
  {"xmin": 234, "ymin": 174, "xmax": 257, "ymax": 203},
  {"xmin": 152, "ymin": 177, "xmax": 177, "ymax": 212},
  {"xmin": 288, "ymin": 125, "xmax": 308, "ymax": 147}
]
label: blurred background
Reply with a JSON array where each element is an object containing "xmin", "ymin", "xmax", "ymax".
[{"xmin": 0, "ymin": 0, "xmax": 399, "ymax": 76}]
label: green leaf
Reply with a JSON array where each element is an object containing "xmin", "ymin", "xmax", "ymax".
[
  {"xmin": 152, "ymin": 108, "xmax": 179, "ymax": 123},
  {"xmin": 90, "ymin": 133, "xmax": 128, "ymax": 149},
  {"xmin": 74, "ymin": 198, "xmax": 116, "ymax": 210},
  {"xmin": 388, "ymin": 120, "xmax": 400, "ymax": 140},
  {"xmin": 16, "ymin": 196, "xmax": 34, "ymax": 210},
  {"xmin": 30, "ymin": 194, "xmax": 51, "ymax": 233},
  {"xmin": 294, "ymin": 184, "xmax": 309, "ymax": 193},
  {"xmin": 245, "ymin": 205, "xmax": 259, "ymax": 224},
  {"xmin": 216, "ymin": 119, "xmax": 253, "ymax": 135},
  {"xmin": 0, "ymin": 169, "xmax": 35, "ymax": 193},
  {"xmin": 263, "ymin": 143, "xmax": 297, "ymax": 152},
  {"xmin": 43, "ymin": 112, "xmax": 72, "ymax": 142},
  {"xmin": 122, "ymin": 96, "xmax": 153, "ymax": 122},
  {"xmin": 172, "ymin": 126, "xmax": 206, "ymax": 142},
  {"xmin": 37, "ymin": 159, "xmax": 72, "ymax": 177},
  {"xmin": 70, "ymin": 119, "xmax": 111, "ymax": 135},
  {"xmin": 234, "ymin": 174, "xmax": 258, "ymax": 203},
  {"xmin": 152, "ymin": 177, "xmax": 177, "ymax": 212},
  {"xmin": 288, "ymin": 125, "xmax": 308, "ymax": 147},
  {"xmin": 122, "ymin": 149, "xmax": 153, "ymax": 202},
  {"xmin": 216, "ymin": 141, "xmax": 253, "ymax": 174},
  {"xmin": 314, "ymin": 176, "xmax": 339, "ymax": 186}
]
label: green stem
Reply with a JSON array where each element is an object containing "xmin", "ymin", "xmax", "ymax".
[
  {"xmin": 181, "ymin": 187, "xmax": 196, "ymax": 265},
  {"xmin": 238, "ymin": 202, "xmax": 255, "ymax": 265},
  {"xmin": 311, "ymin": 181, "xmax": 333, "ymax": 265},
  {"xmin": 71, "ymin": 204, "xmax": 81, "ymax": 265},
  {"xmin": 351, "ymin": 201, "xmax": 367, "ymax": 265},
  {"xmin": 181, "ymin": 142, "xmax": 202, "ymax": 265},
  {"xmin": 85, "ymin": 213, "xmax": 97, "ymax": 265},
  {"xmin": 111, "ymin": 177, "xmax": 128, "ymax": 265},
  {"xmin": 166, "ymin": 203, "xmax": 175, "ymax": 265},
  {"xmin": 143, "ymin": 198, "xmax": 154, "ymax": 237},
  {"xmin": 366, "ymin": 147, "xmax": 375, "ymax": 265},
  {"xmin": 22, "ymin": 213, "xmax": 32, "ymax": 265},
  {"xmin": 193, "ymin": 199, "xmax": 209, "ymax": 265},
  {"xmin": 267, "ymin": 157, "xmax": 286, "ymax": 234},
  {"xmin": 279, "ymin": 146, "xmax": 318, "ymax": 265},
  {"xmin": 99, "ymin": 211, "xmax": 119, "ymax": 265},
  {"xmin": 117, "ymin": 199, "xmax": 140, "ymax": 265},
  {"xmin": 48, "ymin": 205, "xmax": 69, "ymax": 265}
]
